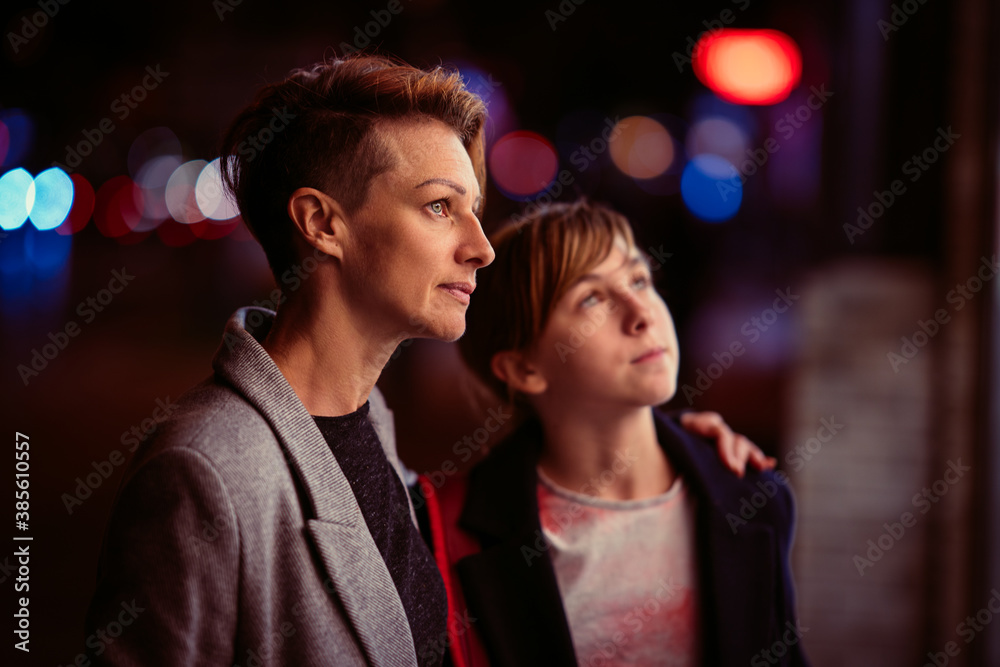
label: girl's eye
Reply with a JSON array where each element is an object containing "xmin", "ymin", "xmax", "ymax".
[
  {"xmin": 580, "ymin": 293, "xmax": 600, "ymax": 308},
  {"xmin": 632, "ymin": 274, "xmax": 650, "ymax": 289}
]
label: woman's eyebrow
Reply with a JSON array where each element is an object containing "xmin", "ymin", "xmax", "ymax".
[
  {"xmin": 414, "ymin": 178, "xmax": 467, "ymax": 194},
  {"xmin": 415, "ymin": 178, "xmax": 484, "ymax": 217}
]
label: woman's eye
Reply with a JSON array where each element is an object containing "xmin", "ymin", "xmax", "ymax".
[
  {"xmin": 632, "ymin": 274, "xmax": 650, "ymax": 289},
  {"xmin": 580, "ymin": 293, "xmax": 599, "ymax": 308},
  {"xmin": 429, "ymin": 200, "xmax": 448, "ymax": 216}
]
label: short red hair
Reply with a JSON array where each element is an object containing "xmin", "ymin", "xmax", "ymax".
[{"xmin": 221, "ymin": 54, "xmax": 487, "ymax": 279}]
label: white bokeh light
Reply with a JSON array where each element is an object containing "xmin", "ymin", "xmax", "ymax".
[{"xmin": 195, "ymin": 158, "xmax": 239, "ymax": 221}]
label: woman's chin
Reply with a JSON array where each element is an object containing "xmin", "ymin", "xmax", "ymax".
[{"xmin": 415, "ymin": 317, "xmax": 466, "ymax": 344}]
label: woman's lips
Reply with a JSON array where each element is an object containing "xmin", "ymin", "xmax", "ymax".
[{"xmin": 439, "ymin": 283, "xmax": 473, "ymax": 305}]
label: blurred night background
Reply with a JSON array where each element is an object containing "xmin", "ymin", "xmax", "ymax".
[{"xmin": 2, "ymin": 0, "xmax": 998, "ymax": 664}]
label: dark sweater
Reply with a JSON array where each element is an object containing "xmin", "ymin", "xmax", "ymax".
[{"xmin": 314, "ymin": 402, "xmax": 447, "ymax": 666}]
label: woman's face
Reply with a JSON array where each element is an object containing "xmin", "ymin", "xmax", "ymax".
[
  {"xmin": 340, "ymin": 118, "xmax": 494, "ymax": 345},
  {"xmin": 523, "ymin": 240, "xmax": 680, "ymax": 412}
]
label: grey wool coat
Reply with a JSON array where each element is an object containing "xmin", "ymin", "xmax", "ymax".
[{"xmin": 86, "ymin": 307, "xmax": 422, "ymax": 666}]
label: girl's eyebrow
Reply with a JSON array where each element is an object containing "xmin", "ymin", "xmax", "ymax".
[{"xmin": 569, "ymin": 256, "xmax": 645, "ymax": 288}]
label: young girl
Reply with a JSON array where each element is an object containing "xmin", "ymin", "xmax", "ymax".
[{"xmin": 421, "ymin": 199, "xmax": 806, "ymax": 666}]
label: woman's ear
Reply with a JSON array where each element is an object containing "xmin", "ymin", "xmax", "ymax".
[
  {"xmin": 491, "ymin": 350, "xmax": 547, "ymax": 396},
  {"xmin": 287, "ymin": 187, "xmax": 348, "ymax": 260}
]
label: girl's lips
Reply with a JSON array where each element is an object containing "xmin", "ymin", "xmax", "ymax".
[{"xmin": 632, "ymin": 347, "xmax": 666, "ymax": 363}]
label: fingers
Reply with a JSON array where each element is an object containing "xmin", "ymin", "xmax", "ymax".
[
  {"xmin": 680, "ymin": 411, "xmax": 743, "ymax": 476},
  {"xmin": 728, "ymin": 432, "xmax": 748, "ymax": 478},
  {"xmin": 678, "ymin": 411, "xmax": 724, "ymax": 436},
  {"xmin": 743, "ymin": 436, "xmax": 777, "ymax": 471},
  {"xmin": 678, "ymin": 411, "xmax": 776, "ymax": 478}
]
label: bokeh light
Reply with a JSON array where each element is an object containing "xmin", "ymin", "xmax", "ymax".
[
  {"xmin": 127, "ymin": 127, "xmax": 183, "ymax": 179},
  {"xmin": 94, "ymin": 175, "xmax": 143, "ymax": 238},
  {"xmin": 609, "ymin": 116, "xmax": 675, "ymax": 180},
  {"xmin": 489, "ymin": 131, "xmax": 558, "ymax": 199},
  {"xmin": 57, "ymin": 174, "xmax": 95, "ymax": 235},
  {"xmin": 0, "ymin": 167, "xmax": 34, "ymax": 230},
  {"xmin": 28, "ymin": 167, "xmax": 74, "ymax": 231},
  {"xmin": 0, "ymin": 109, "xmax": 34, "ymax": 167},
  {"xmin": 693, "ymin": 29, "xmax": 802, "ymax": 105},
  {"xmin": 135, "ymin": 155, "xmax": 182, "ymax": 230},
  {"xmin": 129, "ymin": 128, "xmax": 184, "ymax": 232},
  {"xmin": 680, "ymin": 154, "xmax": 742, "ymax": 222},
  {"xmin": 156, "ymin": 218, "xmax": 200, "ymax": 247},
  {"xmin": 686, "ymin": 116, "xmax": 751, "ymax": 168},
  {"xmin": 456, "ymin": 62, "xmax": 516, "ymax": 142},
  {"xmin": 767, "ymin": 91, "xmax": 823, "ymax": 208},
  {"xmin": 0, "ymin": 221, "xmax": 27, "ymax": 278},
  {"xmin": 165, "ymin": 159, "xmax": 208, "ymax": 224},
  {"xmin": 0, "ymin": 120, "xmax": 9, "ymax": 166},
  {"xmin": 688, "ymin": 93, "xmax": 758, "ymax": 139},
  {"xmin": 25, "ymin": 223, "xmax": 72, "ymax": 275},
  {"xmin": 195, "ymin": 158, "xmax": 239, "ymax": 220},
  {"xmin": 191, "ymin": 217, "xmax": 241, "ymax": 241}
]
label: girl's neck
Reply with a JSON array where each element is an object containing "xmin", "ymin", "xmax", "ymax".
[{"xmin": 535, "ymin": 406, "xmax": 675, "ymax": 501}]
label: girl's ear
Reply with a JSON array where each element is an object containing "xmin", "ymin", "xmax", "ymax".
[{"xmin": 490, "ymin": 350, "xmax": 547, "ymax": 396}]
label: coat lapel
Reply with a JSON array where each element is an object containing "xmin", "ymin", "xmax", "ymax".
[
  {"xmin": 455, "ymin": 420, "xmax": 578, "ymax": 666},
  {"xmin": 213, "ymin": 307, "xmax": 416, "ymax": 667},
  {"xmin": 307, "ymin": 520, "xmax": 418, "ymax": 667},
  {"xmin": 655, "ymin": 415, "xmax": 778, "ymax": 663}
]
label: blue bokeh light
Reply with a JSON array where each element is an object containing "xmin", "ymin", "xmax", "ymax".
[
  {"xmin": 29, "ymin": 167, "xmax": 75, "ymax": 231},
  {"xmin": 25, "ymin": 222, "xmax": 73, "ymax": 274},
  {"xmin": 0, "ymin": 168, "xmax": 35, "ymax": 230},
  {"xmin": 680, "ymin": 154, "xmax": 743, "ymax": 222},
  {"xmin": 0, "ymin": 109, "xmax": 35, "ymax": 168}
]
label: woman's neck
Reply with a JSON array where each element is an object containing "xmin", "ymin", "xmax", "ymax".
[{"xmin": 261, "ymin": 291, "xmax": 401, "ymax": 417}]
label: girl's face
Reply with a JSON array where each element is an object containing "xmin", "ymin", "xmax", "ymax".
[{"xmin": 522, "ymin": 240, "xmax": 680, "ymax": 412}]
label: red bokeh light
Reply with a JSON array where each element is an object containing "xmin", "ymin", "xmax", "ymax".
[
  {"xmin": 693, "ymin": 29, "xmax": 802, "ymax": 105},
  {"xmin": 56, "ymin": 174, "xmax": 95, "ymax": 235},
  {"xmin": 488, "ymin": 131, "xmax": 559, "ymax": 198},
  {"xmin": 94, "ymin": 176, "xmax": 143, "ymax": 238},
  {"xmin": 190, "ymin": 216, "xmax": 240, "ymax": 241},
  {"xmin": 156, "ymin": 218, "xmax": 199, "ymax": 247}
]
